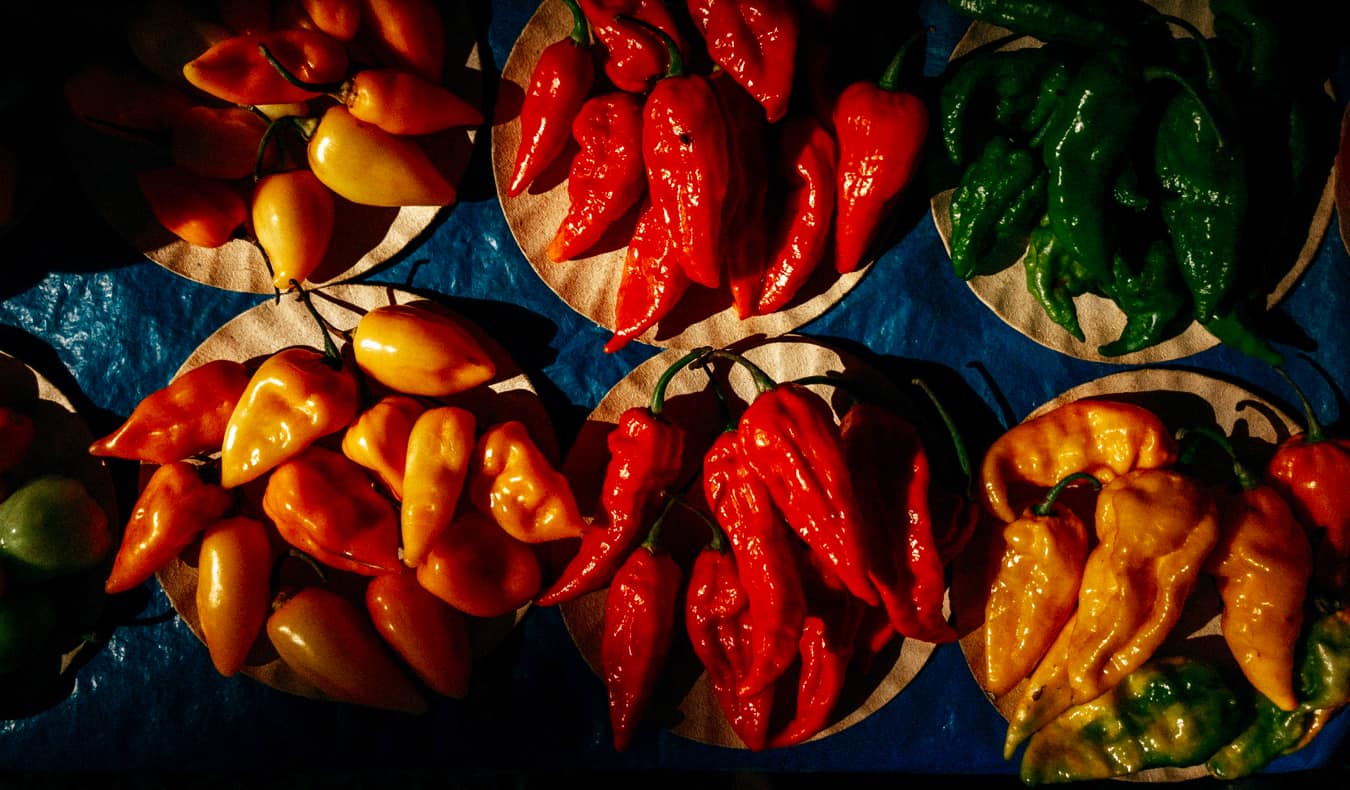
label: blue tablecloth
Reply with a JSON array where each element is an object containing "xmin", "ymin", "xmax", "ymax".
[{"xmin": 2, "ymin": 0, "xmax": 1348, "ymax": 781}]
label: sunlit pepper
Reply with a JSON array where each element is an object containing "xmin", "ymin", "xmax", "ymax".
[
  {"xmin": 687, "ymin": 0, "xmax": 799, "ymax": 123},
  {"xmin": 351, "ymin": 302, "xmax": 496, "ymax": 397},
  {"xmin": 340, "ymin": 394, "xmax": 426, "ymax": 500},
  {"xmin": 182, "ymin": 29, "xmax": 350, "ymax": 105},
  {"xmin": 579, "ymin": 0, "xmax": 686, "ymax": 94},
  {"xmin": 171, "ymin": 105, "xmax": 270, "ymax": 181},
  {"xmin": 105, "ymin": 461, "xmax": 235, "ymax": 594},
  {"xmin": 304, "ymin": 106, "xmax": 456, "ymax": 207},
  {"xmin": 196, "ymin": 515, "xmax": 274, "ymax": 677},
  {"xmin": 251, "ymin": 169, "xmax": 336, "ymax": 292},
  {"xmin": 712, "ymin": 73, "xmax": 769, "ymax": 320},
  {"xmin": 263, "ymin": 445, "xmax": 402, "ymax": 576},
  {"xmin": 136, "ymin": 166, "xmax": 247, "ymax": 249},
  {"xmin": 267, "ymin": 585, "xmax": 428, "ymax": 713},
  {"xmin": 366, "ymin": 569, "xmax": 472, "ymax": 699},
  {"xmin": 980, "ymin": 398, "xmax": 1178, "ymax": 522},
  {"xmin": 756, "ymin": 114, "xmax": 837, "ymax": 316},
  {"xmin": 603, "ymin": 199, "xmax": 690, "ymax": 354},
  {"xmin": 467, "ymin": 421, "xmax": 587, "ymax": 544},
  {"xmin": 400, "ymin": 406, "xmax": 476, "ymax": 568},
  {"xmin": 416, "ymin": 511, "xmax": 542, "ymax": 618},
  {"xmin": 359, "ymin": 0, "xmax": 446, "ymax": 82},
  {"xmin": 89, "ymin": 359, "xmax": 252, "ymax": 465}
]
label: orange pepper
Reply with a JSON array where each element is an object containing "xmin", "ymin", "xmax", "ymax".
[
  {"xmin": 400, "ymin": 406, "xmax": 476, "ymax": 568},
  {"xmin": 262, "ymin": 445, "xmax": 402, "ymax": 576},
  {"xmin": 105, "ymin": 461, "xmax": 236, "ymax": 594},
  {"xmin": 340, "ymin": 394, "xmax": 425, "ymax": 500},
  {"xmin": 305, "ymin": 105, "xmax": 457, "ymax": 207},
  {"xmin": 467, "ymin": 421, "xmax": 587, "ymax": 544},
  {"xmin": 267, "ymin": 585, "xmax": 428, "ymax": 713},
  {"xmin": 136, "ymin": 166, "xmax": 247, "ymax": 249},
  {"xmin": 171, "ymin": 105, "xmax": 270, "ymax": 181},
  {"xmin": 416, "ymin": 511, "xmax": 542, "ymax": 618},
  {"xmin": 350, "ymin": 302, "xmax": 495, "ymax": 397},
  {"xmin": 251, "ymin": 169, "xmax": 336, "ymax": 292},
  {"xmin": 366, "ymin": 569, "xmax": 472, "ymax": 698},
  {"xmin": 302, "ymin": 0, "xmax": 360, "ymax": 41},
  {"xmin": 196, "ymin": 515, "xmax": 275, "ymax": 677},
  {"xmin": 183, "ymin": 28, "xmax": 350, "ymax": 105},
  {"xmin": 90, "ymin": 359, "xmax": 252, "ymax": 465},
  {"xmin": 358, "ymin": 0, "xmax": 446, "ymax": 82}
]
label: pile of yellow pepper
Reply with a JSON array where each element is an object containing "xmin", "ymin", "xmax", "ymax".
[
  {"xmin": 962, "ymin": 395, "xmax": 1350, "ymax": 784},
  {"xmin": 87, "ymin": 290, "xmax": 585, "ymax": 713}
]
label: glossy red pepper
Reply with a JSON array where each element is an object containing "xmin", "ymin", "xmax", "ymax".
[
  {"xmin": 711, "ymin": 73, "xmax": 769, "ymax": 320},
  {"xmin": 197, "ymin": 515, "xmax": 274, "ymax": 677},
  {"xmin": 603, "ymin": 199, "xmax": 690, "ymax": 354},
  {"xmin": 182, "ymin": 28, "xmax": 350, "ymax": 105},
  {"xmin": 702, "ymin": 429, "xmax": 805, "ymax": 698},
  {"xmin": 89, "ymin": 359, "xmax": 252, "ymax": 465},
  {"xmin": 640, "ymin": 26, "xmax": 730, "ymax": 290},
  {"xmin": 136, "ymin": 166, "xmax": 247, "ymax": 249},
  {"xmin": 831, "ymin": 38, "xmax": 928, "ymax": 274},
  {"xmin": 545, "ymin": 91, "xmax": 647, "ymax": 263},
  {"xmin": 535, "ymin": 347, "xmax": 704, "ymax": 605},
  {"xmin": 366, "ymin": 569, "xmax": 473, "ymax": 699},
  {"xmin": 756, "ymin": 114, "xmax": 837, "ymax": 316},
  {"xmin": 359, "ymin": 0, "xmax": 446, "ymax": 82},
  {"xmin": 687, "ymin": 0, "xmax": 799, "ymax": 123},
  {"xmin": 509, "ymin": 0, "xmax": 596, "ymax": 197},
  {"xmin": 579, "ymin": 0, "xmax": 685, "ymax": 94}
]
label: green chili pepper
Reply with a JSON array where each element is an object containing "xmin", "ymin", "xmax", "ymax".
[
  {"xmin": 1022, "ymin": 213, "xmax": 1097, "ymax": 343},
  {"xmin": 939, "ymin": 47, "xmax": 1074, "ymax": 167},
  {"xmin": 944, "ymin": 0, "xmax": 1167, "ymax": 50},
  {"xmin": 1200, "ymin": 306, "xmax": 1283, "ymax": 367},
  {"xmin": 1207, "ymin": 608, "xmax": 1350, "ymax": 780},
  {"xmin": 1097, "ymin": 238, "xmax": 1190, "ymax": 358},
  {"xmin": 1020, "ymin": 655, "xmax": 1243, "ymax": 786},
  {"xmin": 949, "ymin": 136, "xmax": 1047, "ymax": 279}
]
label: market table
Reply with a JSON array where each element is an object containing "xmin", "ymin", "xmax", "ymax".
[{"xmin": 2, "ymin": 0, "xmax": 1348, "ymax": 783}]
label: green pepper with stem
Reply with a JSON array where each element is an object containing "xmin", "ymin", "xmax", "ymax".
[
  {"xmin": 949, "ymin": 135, "xmax": 1047, "ymax": 280},
  {"xmin": 1097, "ymin": 237, "xmax": 1190, "ymax": 358},
  {"xmin": 939, "ymin": 47, "xmax": 1074, "ymax": 167},
  {"xmin": 1022, "ymin": 213, "xmax": 1096, "ymax": 343}
]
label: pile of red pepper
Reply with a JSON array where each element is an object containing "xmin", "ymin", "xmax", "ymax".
[
  {"xmin": 506, "ymin": 0, "xmax": 931, "ymax": 352},
  {"xmin": 63, "ymin": 0, "xmax": 481, "ymax": 291},
  {"xmin": 88, "ymin": 287, "xmax": 587, "ymax": 713},
  {"xmin": 543, "ymin": 345, "xmax": 974, "ymax": 751}
]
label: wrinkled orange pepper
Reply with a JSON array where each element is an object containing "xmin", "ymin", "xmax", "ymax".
[
  {"xmin": 171, "ymin": 105, "xmax": 270, "ymax": 181},
  {"xmin": 980, "ymin": 398, "xmax": 1178, "ymax": 522},
  {"xmin": 341, "ymin": 394, "xmax": 425, "ymax": 500},
  {"xmin": 467, "ymin": 421, "xmax": 587, "ymax": 544},
  {"xmin": 263, "ymin": 445, "xmax": 402, "ymax": 576},
  {"xmin": 305, "ymin": 106, "xmax": 456, "ymax": 207},
  {"xmin": 267, "ymin": 585, "xmax": 428, "ymax": 713},
  {"xmin": 136, "ymin": 166, "xmax": 247, "ymax": 249},
  {"xmin": 359, "ymin": 0, "xmax": 446, "ymax": 82},
  {"xmin": 196, "ymin": 515, "xmax": 274, "ymax": 677},
  {"xmin": 366, "ymin": 569, "xmax": 472, "ymax": 699},
  {"xmin": 183, "ymin": 28, "xmax": 350, "ymax": 105},
  {"xmin": 105, "ymin": 461, "xmax": 235, "ymax": 594},
  {"xmin": 416, "ymin": 511, "xmax": 542, "ymax": 618},
  {"xmin": 90, "ymin": 359, "xmax": 253, "ymax": 465},
  {"xmin": 351, "ymin": 302, "xmax": 495, "ymax": 397},
  {"xmin": 252, "ymin": 169, "xmax": 336, "ymax": 292},
  {"xmin": 400, "ymin": 406, "xmax": 476, "ymax": 568}
]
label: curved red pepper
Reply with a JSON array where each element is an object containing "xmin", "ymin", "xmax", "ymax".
[
  {"xmin": 711, "ymin": 73, "xmax": 769, "ymax": 320},
  {"xmin": 756, "ymin": 114, "xmax": 837, "ymax": 316},
  {"xmin": 686, "ymin": 0, "xmax": 800, "ymax": 123},
  {"xmin": 579, "ymin": 0, "xmax": 685, "ymax": 94},
  {"xmin": 509, "ymin": 0, "xmax": 596, "ymax": 197},
  {"xmin": 831, "ymin": 38, "xmax": 928, "ymax": 274},
  {"xmin": 604, "ymin": 199, "xmax": 690, "ymax": 354},
  {"xmin": 545, "ymin": 91, "xmax": 646, "ymax": 263}
]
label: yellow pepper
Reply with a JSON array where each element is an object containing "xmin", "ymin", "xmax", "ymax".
[
  {"xmin": 400, "ymin": 406, "xmax": 476, "ymax": 568},
  {"xmin": 340, "ymin": 394, "xmax": 425, "ymax": 500},
  {"xmin": 980, "ymin": 399, "xmax": 1178, "ymax": 522},
  {"xmin": 306, "ymin": 105, "xmax": 456, "ymax": 207},
  {"xmin": 467, "ymin": 421, "xmax": 586, "ymax": 544},
  {"xmin": 351, "ymin": 302, "xmax": 496, "ymax": 397}
]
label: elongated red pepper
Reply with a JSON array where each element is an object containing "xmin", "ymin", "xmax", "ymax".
[
  {"xmin": 686, "ymin": 0, "xmax": 800, "ymax": 123},
  {"xmin": 579, "ymin": 0, "xmax": 685, "ymax": 94},
  {"xmin": 640, "ymin": 25, "xmax": 730, "ymax": 289},
  {"xmin": 535, "ymin": 347, "xmax": 705, "ymax": 605},
  {"xmin": 601, "ymin": 518, "xmax": 682, "ymax": 752},
  {"xmin": 509, "ymin": 0, "xmax": 596, "ymax": 197},
  {"xmin": 702, "ymin": 429, "xmax": 805, "ymax": 698},
  {"xmin": 603, "ymin": 199, "xmax": 690, "ymax": 354},
  {"xmin": 712, "ymin": 73, "xmax": 769, "ymax": 320},
  {"xmin": 756, "ymin": 114, "xmax": 837, "ymax": 316},
  {"xmin": 545, "ymin": 91, "xmax": 646, "ymax": 263},
  {"xmin": 832, "ymin": 37, "xmax": 928, "ymax": 274},
  {"xmin": 724, "ymin": 353, "xmax": 879, "ymax": 607}
]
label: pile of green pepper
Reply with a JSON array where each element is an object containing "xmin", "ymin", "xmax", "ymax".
[{"xmin": 940, "ymin": 0, "xmax": 1341, "ymax": 360}]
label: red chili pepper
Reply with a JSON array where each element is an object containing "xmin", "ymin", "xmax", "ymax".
[
  {"xmin": 535, "ymin": 348, "xmax": 705, "ymax": 605},
  {"xmin": 600, "ymin": 517, "xmax": 683, "ymax": 752},
  {"xmin": 841, "ymin": 401, "xmax": 956, "ymax": 644},
  {"xmin": 545, "ymin": 91, "xmax": 647, "ymax": 263},
  {"xmin": 359, "ymin": 0, "xmax": 446, "ymax": 82},
  {"xmin": 509, "ymin": 0, "xmax": 596, "ymax": 197},
  {"xmin": 1265, "ymin": 370, "xmax": 1350, "ymax": 594},
  {"xmin": 640, "ymin": 24, "xmax": 730, "ymax": 290},
  {"xmin": 579, "ymin": 0, "xmax": 685, "ymax": 94},
  {"xmin": 702, "ymin": 429, "xmax": 805, "ymax": 698},
  {"xmin": 603, "ymin": 199, "xmax": 690, "ymax": 354},
  {"xmin": 723, "ymin": 353, "xmax": 879, "ymax": 607},
  {"xmin": 686, "ymin": 0, "xmax": 800, "ymax": 123},
  {"xmin": 182, "ymin": 28, "xmax": 350, "ymax": 105},
  {"xmin": 756, "ymin": 113, "xmax": 837, "ymax": 316},
  {"xmin": 711, "ymin": 73, "xmax": 769, "ymax": 320},
  {"xmin": 831, "ymin": 36, "xmax": 928, "ymax": 274}
]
